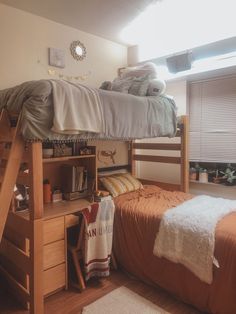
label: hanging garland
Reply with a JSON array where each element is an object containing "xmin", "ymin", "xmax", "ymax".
[{"xmin": 37, "ymin": 59, "xmax": 92, "ymax": 82}]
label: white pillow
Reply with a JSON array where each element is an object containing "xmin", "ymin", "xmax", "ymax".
[
  {"xmin": 121, "ymin": 62, "xmax": 157, "ymax": 79},
  {"xmin": 147, "ymin": 79, "xmax": 166, "ymax": 96},
  {"xmin": 111, "ymin": 77, "xmax": 133, "ymax": 93}
]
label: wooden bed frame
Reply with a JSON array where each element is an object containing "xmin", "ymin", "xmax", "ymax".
[
  {"xmin": 0, "ymin": 110, "xmax": 189, "ymax": 314},
  {"xmin": 131, "ymin": 115, "xmax": 189, "ymax": 193}
]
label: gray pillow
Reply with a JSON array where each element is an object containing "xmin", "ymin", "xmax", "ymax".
[
  {"xmin": 128, "ymin": 76, "xmax": 149, "ymax": 96},
  {"xmin": 111, "ymin": 77, "xmax": 133, "ymax": 93}
]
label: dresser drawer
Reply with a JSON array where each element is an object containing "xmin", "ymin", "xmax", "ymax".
[
  {"xmin": 65, "ymin": 214, "xmax": 79, "ymax": 228},
  {"xmin": 43, "ymin": 240, "xmax": 65, "ymax": 270},
  {"xmin": 43, "ymin": 217, "xmax": 65, "ymax": 244},
  {"xmin": 43, "ymin": 263, "xmax": 66, "ymax": 296}
]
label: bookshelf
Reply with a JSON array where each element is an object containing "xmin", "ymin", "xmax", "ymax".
[{"xmin": 42, "ymin": 147, "xmax": 97, "ymax": 203}]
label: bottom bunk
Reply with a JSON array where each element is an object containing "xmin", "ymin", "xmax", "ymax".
[{"xmin": 113, "ymin": 185, "xmax": 236, "ymax": 314}]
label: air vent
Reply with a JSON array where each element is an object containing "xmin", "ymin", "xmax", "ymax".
[{"xmin": 166, "ymin": 52, "xmax": 192, "ymax": 73}]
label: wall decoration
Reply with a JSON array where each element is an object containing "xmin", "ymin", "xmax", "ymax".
[
  {"xmin": 48, "ymin": 47, "xmax": 65, "ymax": 68},
  {"xmin": 37, "ymin": 59, "xmax": 92, "ymax": 82},
  {"xmin": 87, "ymin": 141, "xmax": 129, "ymax": 168},
  {"xmin": 70, "ymin": 40, "xmax": 86, "ymax": 61}
]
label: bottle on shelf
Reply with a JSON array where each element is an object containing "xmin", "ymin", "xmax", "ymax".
[
  {"xmin": 43, "ymin": 179, "xmax": 52, "ymax": 203},
  {"xmin": 199, "ymin": 168, "xmax": 208, "ymax": 183},
  {"xmin": 189, "ymin": 167, "xmax": 197, "ymax": 181}
]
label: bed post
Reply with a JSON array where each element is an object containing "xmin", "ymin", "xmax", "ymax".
[
  {"xmin": 180, "ymin": 115, "xmax": 189, "ymax": 193},
  {"xmin": 28, "ymin": 142, "xmax": 44, "ymax": 314},
  {"xmin": 130, "ymin": 141, "xmax": 136, "ymax": 176}
]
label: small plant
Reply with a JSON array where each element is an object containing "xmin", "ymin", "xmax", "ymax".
[{"xmin": 220, "ymin": 166, "xmax": 236, "ymax": 185}]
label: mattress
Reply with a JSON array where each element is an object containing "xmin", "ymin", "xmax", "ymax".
[
  {"xmin": 0, "ymin": 80, "xmax": 177, "ymax": 141},
  {"xmin": 113, "ymin": 185, "xmax": 236, "ymax": 314}
]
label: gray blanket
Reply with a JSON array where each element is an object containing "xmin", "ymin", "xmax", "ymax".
[{"xmin": 0, "ymin": 80, "xmax": 177, "ymax": 141}]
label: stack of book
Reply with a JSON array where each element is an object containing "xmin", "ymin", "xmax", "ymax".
[{"xmin": 61, "ymin": 165, "xmax": 88, "ymax": 193}]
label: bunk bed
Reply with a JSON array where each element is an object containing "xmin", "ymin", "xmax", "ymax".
[
  {"xmin": 0, "ymin": 79, "xmax": 181, "ymax": 314},
  {"xmin": 1, "ymin": 78, "xmax": 234, "ymax": 314}
]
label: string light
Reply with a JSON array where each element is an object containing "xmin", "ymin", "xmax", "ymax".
[{"xmin": 37, "ymin": 59, "xmax": 92, "ymax": 82}]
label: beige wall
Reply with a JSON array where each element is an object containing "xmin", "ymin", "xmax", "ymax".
[{"xmin": 0, "ymin": 4, "xmax": 127, "ymax": 89}]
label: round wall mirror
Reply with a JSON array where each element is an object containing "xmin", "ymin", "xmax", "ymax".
[{"xmin": 70, "ymin": 40, "xmax": 86, "ymax": 61}]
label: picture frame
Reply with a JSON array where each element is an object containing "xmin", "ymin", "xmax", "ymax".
[{"xmin": 49, "ymin": 47, "xmax": 65, "ymax": 68}]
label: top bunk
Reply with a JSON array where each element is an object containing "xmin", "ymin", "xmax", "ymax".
[{"xmin": 0, "ymin": 78, "xmax": 178, "ymax": 142}]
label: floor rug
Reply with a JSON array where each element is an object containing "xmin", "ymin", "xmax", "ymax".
[{"xmin": 82, "ymin": 286, "xmax": 170, "ymax": 314}]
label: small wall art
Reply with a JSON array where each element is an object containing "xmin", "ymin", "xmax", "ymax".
[{"xmin": 48, "ymin": 47, "xmax": 65, "ymax": 68}]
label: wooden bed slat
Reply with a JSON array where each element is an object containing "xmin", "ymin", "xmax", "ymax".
[
  {"xmin": 0, "ymin": 237, "xmax": 30, "ymax": 274},
  {"xmin": 139, "ymin": 179, "xmax": 181, "ymax": 191},
  {"xmin": 180, "ymin": 115, "xmax": 189, "ymax": 193},
  {"xmin": 133, "ymin": 154, "xmax": 181, "ymax": 164},
  {"xmin": 133, "ymin": 143, "xmax": 181, "ymax": 150}
]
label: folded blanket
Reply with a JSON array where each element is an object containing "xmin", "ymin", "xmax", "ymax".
[
  {"xmin": 51, "ymin": 80, "xmax": 104, "ymax": 134},
  {"xmin": 82, "ymin": 200, "xmax": 115, "ymax": 281},
  {"xmin": 153, "ymin": 195, "xmax": 236, "ymax": 284}
]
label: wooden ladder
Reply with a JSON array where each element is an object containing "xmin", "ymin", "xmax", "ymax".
[{"xmin": 0, "ymin": 109, "xmax": 25, "ymax": 243}]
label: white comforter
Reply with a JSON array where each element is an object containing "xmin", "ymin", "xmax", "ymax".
[{"xmin": 153, "ymin": 195, "xmax": 236, "ymax": 284}]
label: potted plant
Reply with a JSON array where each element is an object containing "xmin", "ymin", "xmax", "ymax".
[{"xmin": 220, "ymin": 166, "xmax": 236, "ymax": 186}]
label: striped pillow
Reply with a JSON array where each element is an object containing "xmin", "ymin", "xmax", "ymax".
[{"xmin": 99, "ymin": 173, "xmax": 143, "ymax": 197}]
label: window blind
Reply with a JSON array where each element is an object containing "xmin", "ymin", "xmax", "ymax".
[{"xmin": 189, "ymin": 76, "xmax": 236, "ymax": 163}]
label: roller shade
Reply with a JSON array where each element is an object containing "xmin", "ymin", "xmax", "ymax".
[{"xmin": 189, "ymin": 76, "xmax": 236, "ymax": 162}]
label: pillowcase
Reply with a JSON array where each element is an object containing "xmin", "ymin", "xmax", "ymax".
[
  {"xmin": 111, "ymin": 77, "xmax": 133, "ymax": 93},
  {"xmin": 146, "ymin": 79, "xmax": 166, "ymax": 96},
  {"xmin": 128, "ymin": 76, "xmax": 150, "ymax": 96},
  {"xmin": 99, "ymin": 173, "xmax": 143, "ymax": 197}
]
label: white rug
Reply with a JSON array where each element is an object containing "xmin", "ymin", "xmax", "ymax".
[{"xmin": 82, "ymin": 286, "xmax": 170, "ymax": 314}]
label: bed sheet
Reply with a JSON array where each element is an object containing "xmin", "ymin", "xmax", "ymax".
[{"xmin": 113, "ymin": 185, "xmax": 236, "ymax": 314}]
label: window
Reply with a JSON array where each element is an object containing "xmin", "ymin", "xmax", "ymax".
[{"xmin": 189, "ymin": 76, "xmax": 236, "ymax": 163}]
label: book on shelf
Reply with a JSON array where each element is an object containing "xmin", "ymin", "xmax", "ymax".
[{"xmin": 61, "ymin": 164, "xmax": 88, "ymax": 193}]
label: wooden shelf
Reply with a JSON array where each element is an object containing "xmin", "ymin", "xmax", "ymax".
[
  {"xmin": 15, "ymin": 198, "xmax": 94, "ymax": 221},
  {"xmin": 43, "ymin": 154, "xmax": 96, "ymax": 163},
  {"xmin": 43, "ymin": 198, "xmax": 93, "ymax": 219},
  {"xmin": 190, "ymin": 180, "xmax": 236, "ymax": 188}
]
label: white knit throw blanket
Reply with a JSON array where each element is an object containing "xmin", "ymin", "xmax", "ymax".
[{"xmin": 153, "ymin": 195, "xmax": 236, "ymax": 284}]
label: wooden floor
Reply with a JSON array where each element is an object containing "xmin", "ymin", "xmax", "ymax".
[{"xmin": 0, "ymin": 270, "xmax": 204, "ymax": 314}]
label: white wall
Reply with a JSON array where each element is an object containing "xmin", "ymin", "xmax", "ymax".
[
  {"xmin": 165, "ymin": 80, "xmax": 187, "ymax": 116},
  {"xmin": 0, "ymin": 4, "xmax": 127, "ymax": 89},
  {"xmin": 136, "ymin": 80, "xmax": 187, "ymax": 184}
]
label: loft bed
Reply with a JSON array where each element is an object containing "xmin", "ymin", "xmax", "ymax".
[{"xmin": 0, "ymin": 79, "xmax": 184, "ymax": 313}]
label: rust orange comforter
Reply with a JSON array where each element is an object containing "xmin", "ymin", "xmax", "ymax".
[{"xmin": 113, "ymin": 185, "xmax": 236, "ymax": 314}]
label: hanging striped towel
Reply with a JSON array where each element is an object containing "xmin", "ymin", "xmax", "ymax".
[{"xmin": 82, "ymin": 199, "xmax": 115, "ymax": 281}]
